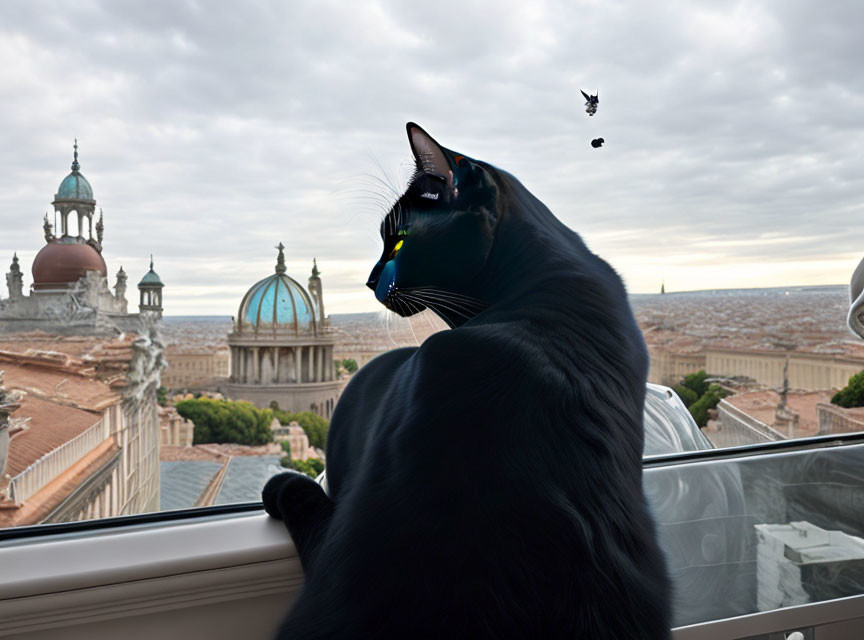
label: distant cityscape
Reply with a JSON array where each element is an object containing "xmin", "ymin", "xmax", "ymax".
[{"xmin": 1, "ymin": 143, "xmax": 863, "ymax": 530}]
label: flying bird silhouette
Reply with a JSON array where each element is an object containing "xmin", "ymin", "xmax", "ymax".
[
  {"xmin": 591, "ymin": 138, "xmax": 605, "ymax": 148},
  {"xmin": 581, "ymin": 90, "xmax": 599, "ymax": 116}
]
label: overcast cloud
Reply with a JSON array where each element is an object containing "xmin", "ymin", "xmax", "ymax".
[{"xmin": 0, "ymin": 0, "xmax": 862, "ymax": 315}]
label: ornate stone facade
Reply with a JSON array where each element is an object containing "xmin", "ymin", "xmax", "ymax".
[
  {"xmin": 0, "ymin": 142, "xmax": 163, "ymax": 335},
  {"xmin": 0, "ymin": 326, "xmax": 165, "ymax": 526},
  {"xmin": 224, "ymin": 244, "xmax": 342, "ymax": 419},
  {"xmin": 0, "ymin": 142, "xmax": 166, "ymax": 527}
]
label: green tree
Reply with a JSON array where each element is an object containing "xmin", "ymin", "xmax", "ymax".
[
  {"xmin": 272, "ymin": 408, "xmax": 330, "ymax": 449},
  {"xmin": 273, "ymin": 409, "xmax": 330, "ymax": 449},
  {"xmin": 681, "ymin": 370, "xmax": 709, "ymax": 397},
  {"xmin": 280, "ymin": 457, "xmax": 325, "ymax": 478},
  {"xmin": 831, "ymin": 370, "xmax": 864, "ymax": 408},
  {"xmin": 341, "ymin": 358, "xmax": 358, "ymax": 374},
  {"xmin": 688, "ymin": 383, "xmax": 729, "ymax": 428},
  {"xmin": 157, "ymin": 386, "xmax": 168, "ymax": 407},
  {"xmin": 672, "ymin": 384, "xmax": 699, "ymax": 408},
  {"xmin": 175, "ymin": 397, "xmax": 273, "ymax": 445}
]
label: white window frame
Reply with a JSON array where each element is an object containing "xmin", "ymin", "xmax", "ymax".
[{"xmin": 1, "ymin": 434, "xmax": 864, "ymax": 638}]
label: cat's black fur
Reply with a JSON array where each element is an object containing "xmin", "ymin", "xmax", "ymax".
[{"xmin": 263, "ymin": 123, "xmax": 671, "ymax": 639}]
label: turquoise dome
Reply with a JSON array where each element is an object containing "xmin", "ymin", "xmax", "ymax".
[
  {"xmin": 56, "ymin": 171, "xmax": 94, "ymax": 201},
  {"xmin": 239, "ymin": 272, "xmax": 316, "ymax": 333},
  {"xmin": 238, "ymin": 244, "xmax": 317, "ymax": 333},
  {"xmin": 139, "ymin": 258, "xmax": 164, "ymax": 287},
  {"xmin": 55, "ymin": 142, "xmax": 94, "ymax": 202}
]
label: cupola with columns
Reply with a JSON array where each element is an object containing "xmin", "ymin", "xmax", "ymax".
[
  {"xmin": 2, "ymin": 140, "xmax": 163, "ymax": 331},
  {"xmin": 31, "ymin": 141, "xmax": 107, "ymax": 291},
  {"xmin": 224, "ymin": 244, "xmax": 340, "ymax": 420},
  {"xmin": 138, "ymin": 257, "xmax": 164, "ymax": 318}
]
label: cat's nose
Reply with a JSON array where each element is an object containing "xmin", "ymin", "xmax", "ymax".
[{"xmin": 366, "ymin": 263, "xmax": 383, "ymax": 291}]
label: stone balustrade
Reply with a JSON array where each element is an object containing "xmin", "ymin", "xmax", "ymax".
[
  {"xmin": 717, "ymin": 399, "xmax": 786, "ymax": 446},
  {"xmin": 8, "ymin": 419, "xmax": 104, "ymax": 504}
]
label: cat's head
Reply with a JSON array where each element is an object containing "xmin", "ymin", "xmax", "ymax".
[{"xmin": 366, "ymin": 123, "xmax": 499, "ymax": 323}]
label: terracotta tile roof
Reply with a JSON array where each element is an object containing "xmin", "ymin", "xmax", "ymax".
[
  {"xmin": 0, "ymin": 332, "xmax": 142, "ymax": 391},
  {"xmin": 4, "ymin": 395, "xmax": 101, "ymax": 477},
  {"xmin": 0, "ymin": 362, "xmax": 119, "ymax": 413},
  {"xmin": 160, "ymin": 445, "xmax": 225, "ymax": 463},
  {"xmin": 159, "ymin": 443, "xmax": 282, "ymax": 462}
]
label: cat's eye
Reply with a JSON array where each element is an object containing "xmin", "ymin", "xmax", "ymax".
[{"xmin": 388, "ymin": 239, "xmax": 404, "ymax": 260}]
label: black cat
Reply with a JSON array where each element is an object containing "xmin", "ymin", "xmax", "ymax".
[{"xmin": 263, "ymin": 123, "xmax": 671, "ymax": 639}]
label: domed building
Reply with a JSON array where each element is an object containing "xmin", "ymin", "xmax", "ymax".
[
  {"xmin": 224, "ymin": 244, "xmax": 341, "ymax": 419},
  {"xmin": 0, "ymin": 141, "xmax": 163, "ymax": 333}
]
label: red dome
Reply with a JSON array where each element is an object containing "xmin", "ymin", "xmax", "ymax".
[{"xmin": 31, "ymin": 241, "xmax": 107, "ymax": 288}]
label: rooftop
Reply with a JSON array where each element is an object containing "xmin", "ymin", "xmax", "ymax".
[{"xmin": 724, "ymin": 389, "xmax": 834, "ymax": 438}]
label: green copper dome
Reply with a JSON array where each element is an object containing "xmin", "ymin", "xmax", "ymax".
[
  {"xmin": 138, "ymin": 257, "xmax": 164, "ymax": 287},
  {"xmin": 237, "ymin": 244, "xmax": 316, "ymax": 334},
  {"xmin": 54, "ymin": 140, "xmax": 95, "ymax": 202},
  {"xmin": 56, "ymin": 172, "xmax": 93, "ymax": 201}
]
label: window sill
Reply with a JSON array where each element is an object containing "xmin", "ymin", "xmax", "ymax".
[{"xmin": 0, "ymin": 510, "xmax": 301, "ymax": 638}]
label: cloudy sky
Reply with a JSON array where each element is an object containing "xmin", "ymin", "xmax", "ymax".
[{"xmin": 0, "ymin": 0, "xmax": 862, "ymax": 315}]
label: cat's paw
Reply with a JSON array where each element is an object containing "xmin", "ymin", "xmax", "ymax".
[{"xmin": 262, "ymin": 471, "xmax": 325, "ymax": 519}]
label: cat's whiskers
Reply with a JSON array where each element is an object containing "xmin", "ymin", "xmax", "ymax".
[
  {"xmin": 397, "ymin": 297, "xmax": 423, "ymax": 345},
  {"xmin": 404, "ymin": 288, "xmax": 488, "ymax": 317},
  {"xmin": 382, "ymin": 306, "xmax": 400, "ymax": 347},
  {"xmin": 400, "ymin": 292, "xmax": 476, "ymax": 323},
  {"xmin": 413, "ymin": 287, "xmax": 488, "ymax": 308},
  {"xmin": 415, "ymin": 307, "xmax": 444, "ymax": 337}
]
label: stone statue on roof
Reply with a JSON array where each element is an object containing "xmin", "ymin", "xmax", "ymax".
[{"xmin": 6, "ymin": 254, "xmax": 23, "ymax": 302}]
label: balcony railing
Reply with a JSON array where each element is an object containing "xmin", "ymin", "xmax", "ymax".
[
  {"xmin": 8, "ymin": 420, "xmax": 104, "ymax": 504},
  {"xmin": 717, "ymin": 398, "xmax": 786, "ymax": 445}
]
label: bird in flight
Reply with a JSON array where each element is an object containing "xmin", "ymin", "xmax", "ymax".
[{"xmin": 581, "ymin": 90, "xmax": 599, "ymax": 116}]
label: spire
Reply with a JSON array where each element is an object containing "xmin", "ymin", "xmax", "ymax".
[
  {"xmin": 311, "ymin": 257, "xmax": 320, "ymax": 278},
  {"xmin": 275, "ymin": 242, "xmax": 287, "ymax": 275},
  {"xmin": 71, "ymin": 138, "xmax": 80, "ymax": 172},
  {"xmin": 150, "ymin": 254, "xmax": 154, "ymax": 271},
  {"xmin": 10, "ymin": 253, "xmax": 19, "ymax": 272}
]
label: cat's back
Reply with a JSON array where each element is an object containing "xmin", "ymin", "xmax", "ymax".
[{"xmin": 326, "ymin": 346, "xmax": 417, "ymax": 497}]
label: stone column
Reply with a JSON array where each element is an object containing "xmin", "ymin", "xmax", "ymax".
[
  {"xmin": 294, "ymin": 347, "xmax": 302, "ymax": 383},
  {"xmin": 252, "ymin": 347, "xmax": 260, "ymax": 384},
  {"xmin": 308, "ymin": 347, "xmax": 314, "ymax": 383},
  {"xmin": 273, "ymin": 347, "xmax": 280, "ymax": 384}
]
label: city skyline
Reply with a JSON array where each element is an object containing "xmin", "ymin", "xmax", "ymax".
[{"xmin": 1, "ymin": 1, "xmax": 862, "ymax": 314}]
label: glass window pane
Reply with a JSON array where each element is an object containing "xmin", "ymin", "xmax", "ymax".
[{"xmin": 646, "ymin": 442, "xmax": 864, "ymax": 626}]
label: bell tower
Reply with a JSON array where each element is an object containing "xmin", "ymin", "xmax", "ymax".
[{"xmin": 138, "ymin": 256, "xmax": 164, "ymax": 318}]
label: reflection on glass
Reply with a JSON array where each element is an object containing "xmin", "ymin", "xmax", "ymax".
[{"xmin": 645, "ymin": 443, "xmax": 864, "ymax": 626}]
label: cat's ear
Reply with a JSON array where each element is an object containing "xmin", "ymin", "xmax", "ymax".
[{"xmin": 406, "ymin": 122, "xmax": 453, "ymax": 186}]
